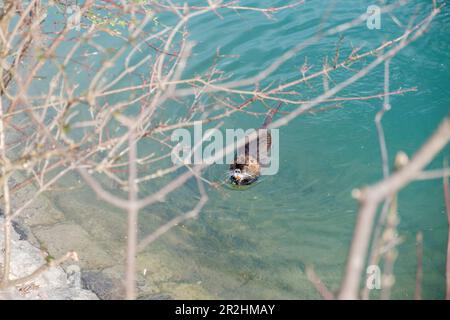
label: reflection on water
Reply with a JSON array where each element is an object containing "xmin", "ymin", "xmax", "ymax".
[{"xmin": 32, "ymin": 0, "xmax": 450, "ymax": 299}]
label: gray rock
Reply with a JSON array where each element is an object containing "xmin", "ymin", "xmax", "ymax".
[
  {"xmin": 11, "ymin": 220, "xmax": 28, "ymax": 241},
  {"xmin": 66, "ymin": 264, "xmax": 82, "ymax": 289},
  {"xmin": 0, "ymin": 217, "xmax": 98, "ymax": 300}
]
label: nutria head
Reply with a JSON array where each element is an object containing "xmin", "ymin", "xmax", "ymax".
[{"xmin": 229, "ymin": 155, "xmax": 260, "ymax": 186}]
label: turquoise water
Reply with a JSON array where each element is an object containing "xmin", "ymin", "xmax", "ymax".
[
  {"xmin": 139, "ymin": 0, "xmax": 449, "ymax": 299},
  {"xmin": 37, "ymin": 0, "xmax": 450, "ymax": 299}
]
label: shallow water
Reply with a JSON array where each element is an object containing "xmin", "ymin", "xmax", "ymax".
[{"xmin": 36, "ymin": 0, "xmax": 450, "ymax": 299}]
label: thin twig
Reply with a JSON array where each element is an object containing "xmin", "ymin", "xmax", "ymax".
[
  {"xmin": 415, "ymin": 231, "xmax": 423, "ymax": 300},
  {"xmin": 443, "ymin": 158, "xmax": 450, "ymax": 300},
  {"xmin": 305, "ymin": 266, "xmax": 334, "ymax": 300}
]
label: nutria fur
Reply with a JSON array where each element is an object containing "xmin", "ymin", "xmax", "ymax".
[{"xmin": 229, "ymin": 104, "xmax": 281, "ymax": 186}]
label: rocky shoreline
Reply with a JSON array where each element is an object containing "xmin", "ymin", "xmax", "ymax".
[
  {"xmin": 0, "ymin": 216, "xmax": 98, "ymax": 300},
  {"xmin": 0, "ymin": 171, "xmax": 214, "ymax": 300}
]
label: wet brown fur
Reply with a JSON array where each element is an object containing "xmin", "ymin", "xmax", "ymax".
[{"xmin": 229, "ymin": 104, "xmax": 281, "ymax": 185}]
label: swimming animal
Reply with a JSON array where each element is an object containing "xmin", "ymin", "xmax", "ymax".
[{"xmin": 228, "ymin": 104, "xmax": 281, "ymax": 186}]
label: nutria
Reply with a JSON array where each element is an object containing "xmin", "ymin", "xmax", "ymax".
[{"xmin": 228, "ymin": 104, "xmax": 281, "ymax": 186}]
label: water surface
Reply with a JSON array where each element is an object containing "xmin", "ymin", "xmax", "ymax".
[{"xmin": 39, "ymin": 0, "xmax": 450, "ymax": 299}]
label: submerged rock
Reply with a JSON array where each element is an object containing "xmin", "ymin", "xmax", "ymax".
[
  {"xmin": 32, "ymin": 223, "xmax": 116, "ymax": 270},
  {"xmin": 139, "ymin": 293, "xmax": 174, "ymax": 300},
  {"xmin": 81, "ymin": 270, "xmax": 124, "ymax": 300}
]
